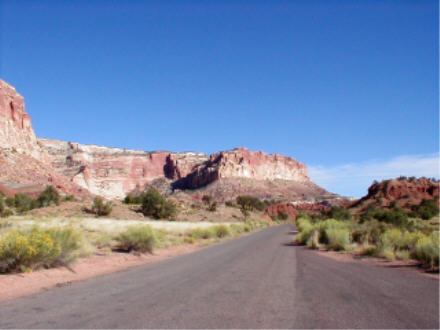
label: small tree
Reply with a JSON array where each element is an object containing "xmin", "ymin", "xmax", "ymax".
[
  {"xmin": 91, "ymin": 197, "xmax": 112, "ymax": 216},
  {"xmin": 141, "ymin": 188, "xmax": 177, "ymax": 219},
  {"xmin": 37, "ymin": 185, "xmax": 60, "ymax": 207}
]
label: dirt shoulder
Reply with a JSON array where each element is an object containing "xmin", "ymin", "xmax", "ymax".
[
  {"xmin": 0, "ymin": 243, "xmax": 200, "ymax": 302},
  {"xmin": 316, "ymin": 250, "xmax": 439, "ymax": 279}
]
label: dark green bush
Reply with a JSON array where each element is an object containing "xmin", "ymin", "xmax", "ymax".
[
  {"xmin": 326, "ymin": 206, "xmax": 352, "ymax": 221},
  {"xmin": 123, "ymin": 193, "xmax": 146, "ymax": 204},
  {"xmin": 225, "ymin": 200, "xmax": 235, "ymax": 207},
  {"xmin": 13, "ymin": 193, "xmax": 39, "ymax": 213},
  {"xmin": 0, "ymin": 195, "xmax": 4, "ymax": 214},
  {"xmin": 413, "ymin": 199, "xmax": 439, "ymax": 220},
  {"xmin": 277, "ymin": 211, "xmax": 289, "ymax": 220},
  {"xmin": 91, "ymin": 197, "xmax": 113, "ymax": 216},
  {"xmin": 141, "ymin": 188, "xmax": 177, "ymax": 219},
  {"xmin": 236, "ymin": 196, "xmax": 266, "ymax": 212},
  {"xmin": 37, "ymin": 186, "xmax": 60, "ymax": 207}
]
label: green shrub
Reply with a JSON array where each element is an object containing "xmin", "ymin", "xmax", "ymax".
[
  {"xmin": 5, "ymin": 197, "xmax": 15, "ymax": 208},
  {"xmin": 225, "ymin": 200, "xmax": 235, "ymax": 207},
  {"xmin": 413, "ymin": 234, "xmax": 439, "ymax": 268},
  {"xmin": 43, "ymin": 227, "xmax": 82, "ymax": 265},
  {"xmin": 277, "ymin": 211, "xmax": 289, "ymax": 220},
  {"xmin": 13, "ymin": 193, "xmax": 39, "ymax": 213},
  {"xmin": 413, "ymin": 199, "xmax": 439, "ymax": 220},
  {"xmin": 115, "ymin": 225, "xmax": 156, "ymax": 253},
  {"xmin": 326, "ymin": 206, "xmax": 352, "ymax": 221},
  {"xmin": 317, "ymin": 219, "xmax": 352, "ymax": 245},
  {"xmin": 190, "ymin": 227, "xmax": 215, "ymax": 239},
  {"xmin": 306, "ymin": 230, "xmax": 320, "ymax": 249},
  {"xmin": 141, "ymin": 189, "xmax": 177, "ymax": 219},
  {"xmin": 236, "ymin": 196, "xmax": 266, "ymax": 212},
  {"xmin": 0, "ymin": 209, "xmax": 13, "ymax": 218},
  {"xmin": 62, "ymin": 194, "xmax": 75, "ymax": 202},
  {"xmin": 0, "ymin": 230, "xmax": 60, "ymax": 273},
  {"xmin": 325, "ymin": 228, "xmax": 351, "ymax": 251},
  {"xmin": 208, "ymin": 201, "xmax": 217, "ymax": 212},
  {"xmin": 37, "ymin": 186, "xmax": 60, "ymax": 207},
  {"xmin": 230, "ymin": 223, "xmax": 245, "ymax": 235},
  {"xmin": 211, "ymin": 225, "xmax": 231, "ymax": 238},
  {"xmin": 91, "ymin": 197, "xmax": 113, "ymax": 216}
]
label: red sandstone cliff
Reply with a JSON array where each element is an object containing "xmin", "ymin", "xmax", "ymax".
[{"xmin": 1, "ymin": 79, "xmax": 335, "ymax": 201}]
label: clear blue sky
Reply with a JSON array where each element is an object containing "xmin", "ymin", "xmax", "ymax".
[{"xmin": 1, "ymin": 0, "xmax": 438, "ymax": 197}]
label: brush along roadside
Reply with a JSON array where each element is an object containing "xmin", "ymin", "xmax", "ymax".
[
  {"xmin": 0, "ymin": 216, "xmax": 271, "ymax": 274},
  {"xmin": 294, "ymin": 214, "xmax": 439, "ymax": 271}
]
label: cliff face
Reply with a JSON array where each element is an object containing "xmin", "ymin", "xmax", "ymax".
[
  {"xmin": 38, "ymin": 138, "xmax": 211, "ymax": 199},
  {"xmin": 180, "ymin": 147, "xmax": 309, "ymax": 189},
  {"xmin": 0, "ymin": 80, "xmax": 90, "ymax": 198},
  {"xmin": 38, "ymin": 139, "xmax": 322, "ymax": 200},
  {"xmin": 1, "ymin": 79, "xmax": 333, "ymax": 201},
  {"xmin": 0, "ymin": 80, "xmax": 46, "ymax": 160}
]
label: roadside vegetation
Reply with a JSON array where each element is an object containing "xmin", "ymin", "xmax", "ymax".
[
  {"xmin": 294, "ymin": 200, "xmax": 439, "ymax": 270},
  {"xmin": 0, "ymin": 186, "xmax": 72, "ymax": 217},
  {"xmin": 0, "ymin": 213, "xmax": 271, "ymax": 274}
]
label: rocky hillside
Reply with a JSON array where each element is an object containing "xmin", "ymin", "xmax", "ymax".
[
  {"xmin": 0, "ymin": 79, "xmax": 337, "ymax": 202},
  {"xmin": 350, "ymin": 177, "xmax": 439, "ymax": 212}
]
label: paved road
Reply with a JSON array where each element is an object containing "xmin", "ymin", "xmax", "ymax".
[{"xmin": 0, "ymin": 224, "xmax": 438, "ymax": 329}]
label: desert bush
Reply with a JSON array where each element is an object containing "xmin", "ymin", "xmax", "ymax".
[
  {"xmin": 317, "ymin": 219, "xmax": 352, "ymax": 245},
  {"xmin": 208, "ymin": 201, "xmax": 217, "ymax": 212},
  {"xmin": 62, "ymin": 194, "xmax": 75, "ymax": 202},
  {"xmin": 211, "ymin": 225, "xmax": 231, "ymax": 238},
  {"xmin": 295, "ymin": 217, "xmax": 315, "ymax": 244},
  {"xmin": 43, "ymin": 227, "xmax": 82, "ymax": 265},
  {"xmin": 13, "ymin": 193, "xmax": 39, "ymax": 213},
  {"xmin": 379, "ymin": 228, "xmax": 403, "ymax": 252},
  {"xmin": 0, "ymin": 230, "xmax": 60, "ymax": 273},
  {"xmin": 277, "ymin": 211, "xmax": 289, "ymax": 220},
  {"xmin": 326, "ymin": 206, "xmax": 352, "ymax": 221},
  {"xmin": 413, "ymin": 234, "xmax": 439, "ymax": 268},
  {"xmin": 141, "ymin": 189, "xmax": 177, "ymax": 219},
  {"xmin": 115, "ymin": 225, "xmax": 156, "ymax": 253},
  {"xmin": 0, "ymin": 195, "xmax": 4, "ymax": 214},
  {"xmin": 0, "ymin": 209, "xmax": 13, "ymax": 218},
  {"xmin": 230, "ymin": 223, "xmax": 245, "ymax": 235},
  {"xmin": 306, "ymin": 229, "xmax": 320, "ymax": 249},
  {"xmin": 37, "ymin": 185, "xmax": 60, "ymax": 207},
  {"xmin": 184, "ymin": 236, "xmax": 196, "ymax": 244},
  {"xmin": 0, "ymin": 227, "xmax": 82, "ymax": 273},
  {"xmin": 225, "ymin": 200, "xmax": 235, "ymax": 207},
  {"xmin": 326, "ymin": 228, "xmax": 351, "ymax": 251},
  {"xmin": 5, "ymin": 197, "xmax": 15, "ymax": 208},
  {"xmin": 371, "ymin": 207, "xmax": 409, "ymax": 227},
  {"xmin": 243, "ymin": 222, "xmax": 253, "ymax": 232},
  {"xmin": 236, "ymin": 196, "xmax": 266, "ymax": 212},
  {"xmin": 190, "ymin": 227, "xmax": 215, "ymax": 240},
  {"xmin": 413, "ymin": 199, "xmax": 439, "ymax": 220},
  {"xmin": 91, "ymin": 197, "xmax": 113, "ymax": 216}
]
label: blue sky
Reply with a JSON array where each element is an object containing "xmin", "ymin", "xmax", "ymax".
[{"xmin": 0, "ymin": 0, "xmax": 438, "ymax": 198}]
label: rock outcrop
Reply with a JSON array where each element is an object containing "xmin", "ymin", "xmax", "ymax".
[{"xmin": 350, "ymin": 177, "xmax": 439, "ymax": 212}]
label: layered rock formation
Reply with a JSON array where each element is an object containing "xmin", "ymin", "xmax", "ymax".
[
  {"xmin": 0, "ymin": 80, "xmax": 46, "ymax": 160},
  {"xmin": 0, "ymin": 80, "xmax": 91, "ymax": 198},
  {"xmin": 38, "ymin": 139, "xmax": 329, "ymax": 201},
  {"xmin": 0, "ymin": 79, "xmax": 336, "ymax": 202}
]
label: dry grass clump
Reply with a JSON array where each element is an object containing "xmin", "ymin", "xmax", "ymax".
[{"xmin": 115, "ymin": 225, "xmax": 156, "ymax": 253}]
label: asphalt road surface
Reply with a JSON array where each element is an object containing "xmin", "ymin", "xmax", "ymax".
[{"xmin": 0, "ymin": 224, "xmax": 438, "ymax": 329}]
